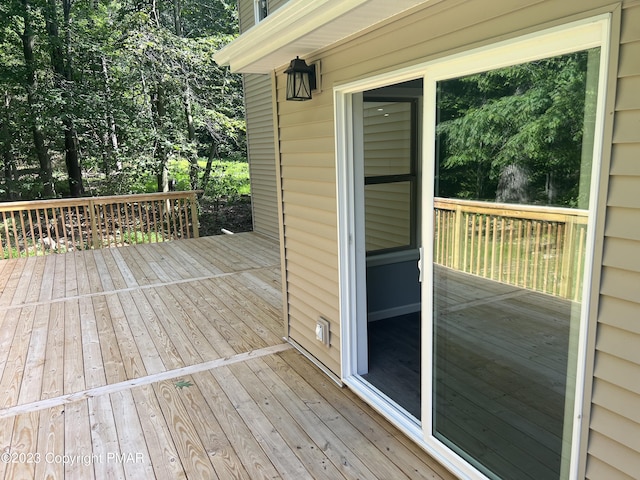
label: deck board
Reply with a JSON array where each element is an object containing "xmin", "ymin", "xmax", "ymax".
[
  {"xmin": 0, "ymin": 259, "xmax": 24, "ymax": 306},
  {"xmin": 0, "ymin": 233, "xmax": 455, "ymax": 480},
  {"xmin": 41, "ymin": 302, "xmax": 64, "ymax": 401}
]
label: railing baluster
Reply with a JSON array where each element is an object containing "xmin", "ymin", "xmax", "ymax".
[
  {"xmin": 443, "ymin": 211, "xmax": 449, "ymax": 266},
  {"xmin": 543, "ymin": 223, "xmax": 552, "ymax": 293},
  {"xmin": 515, "ymin": 219, "xmax": 522, "ymax": 287},
  {"xmin": 178, "ymin": 198, "xmax": 186, "ymax": 239},
  {"xmin": 490, "ymin": 217, "xmax": 497, "ymax": 280},
  {"xmin": 130, "ymin": 201, "xmax": 136, "ymax": 244},
  {"xmin": 498, "ymin": 218, "xmax": 505, "ymax": 282},
  {"xmin": 482, "ymin": 216, "xmax": 490, "ymax": 278},
  {"xmin": 575, "ymin": 226, "xmax": 586, "ymax": 302},
  {"xmin": 134, "ymin": 201, "xmax": 144, "ymax": 245},
  {"xmin": 18, "ymin": 211, "xmax": 27, "ymax": 255},
  {"xmin": 115, "ymin": 202, "xmax": 123, "ymax": 246},
  {"xmin": 532, "ymin": 221, "xmax": 541, "ymax": 291},
  {"xmin": 523, "ymin": 221, "xmax": 532, "ymax": 288},
  {"xmin": 2, "ymin": 212, "xmax": 12, "ymax": 259},
  {"xmin": 59, "ymin": 206, "xmax": 68, "ymax": 251},
  {"xmin": 190, "ymin": 193, "xmax": 199, "ymax": 238},
  {"xmin": 462, "ymin": 212, "xmax": 469, "ymax": 272},
  {"xmin": 79, "ymin": 204, "xmax": 87, "ymax": 248},
  {"xmin": 469, "ymin": 215, "xmax": 475, "ymax": 274},
  {"xmin": 146, "ymin": 201, "xmax": 154, "ymax": 242},
  {"xmin": 172, "ymin": 199, "xmax": 179, "ymax": 240},
  {"xmin": 106, "ymin": 203, "xmax": 113, "ymax": 247},
  {"xmin": 35, "ymin": 207, "xmax": 41, "ymax": 253},
  {"xmin": 10, "ymin": 211, "xmax": 20, "ymax": 256},
  {"xmin": 436, "ymin": 210, "xmax": 442, "ymax": 264},
  {"xmin": 66, "ymin": 206, "xmax": 75, "ymax": 251},
  {"xmin": 122, "ymin": 201, "xmax": 130, "ymax": 245},
  {"xmin": 1, "ymin": 192, "xmax": 199, "ymax": 259},
  {"xmin": 553, "ymin": 224, "xmax": 562, "ymax": 295},
  {"xmin": 446, "ymin": 211, "xmax": 450, "ymax": 266},
  {"xmin": 150, "ymin": 200, "xmax": 159, "ymax": 242},
  {"xmin": 506, "ymin": 218, "xmax": 514, "ymax": 284},
  {"xmin": 560, "ymin": 217, "xmax": 576, "ymax": 298}
]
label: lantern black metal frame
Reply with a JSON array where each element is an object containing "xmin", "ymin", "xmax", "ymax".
[{"xmin": 285, "ymin": 57, "xmax": 317, "ymax": 101}]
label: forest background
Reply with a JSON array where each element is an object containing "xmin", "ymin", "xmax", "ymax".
[
  {"xmin": 0, "ymin": 0, "xmax": 595, "ymax": 237},
  {"xmin": 0, "ymin": 0, "xmax": 247, "ymax": 224}
]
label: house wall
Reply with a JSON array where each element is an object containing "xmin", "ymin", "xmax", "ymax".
[
  {"xmin": 238, "ymin": 0, "xmax": 253, "ymax": 32},
  {"xmin": 589, "ymin": 3, "xmax": 640, "ymax": 478},
  {"xmin": 238, "ymin": 0, "xmax": 287, "ymax": 238},
  {"xmin": 269, "ymin": 0, "xmax": 640, "ymax": 476},
  {"xmin": 239, "ymin": 0, "xmax": 289, "ymax": 32},
  {"xmin": 243, "ymin": 73, "xmax": 280, "ymax": 238},
  {"xmin": 363, "ymin": 100, "xmax": 414, "ymax": 251}
]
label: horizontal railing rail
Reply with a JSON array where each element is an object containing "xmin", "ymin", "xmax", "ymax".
[
  {"xmin": 434, "ymin": 197, "xmax": 588, "ymax": 301},
  {"xmin": 0, "ymin": 191, "xmax": 200, "ymax": 259}
]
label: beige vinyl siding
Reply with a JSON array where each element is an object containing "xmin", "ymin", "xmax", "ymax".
[
  {"xmin": 243, "ymin": 73, "xmax": 279, "ymax": 238},
  {"xmin": 363, "ymin": 102, "xmax": 412, "ymax": 177},
  {"xmin": 237, "ymin": 0, "xmax": 284, "ymax": 239},
  {"xmin": 364, "ymin": 101, "xmax": 413, "ymax": 251},
  {"xmin": 276, "ymin": 73, "xmax": 341, "ymax": 372},
  {"xmin": 239, "ymin": 0, "xmax": 290, "ymax": 33},
  {"xmin": 276, "ymin": 0, "xmax": 630, "ymax": 380},
  {"xmin": 270, "ymin": 0, "xmax": 289, "ymax": 13},
  {"xmin": 238, "ymin": 0, "xmax": 254, "ymax": 33},
  {"xmin": 365, "ymin": 183, "xmax": 412, "ymax": 250},
  {"xmin": 588, "ymin": 3, "xmax": 640, "ymax": 478}
]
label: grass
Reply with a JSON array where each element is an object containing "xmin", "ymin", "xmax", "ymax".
[
  {"xmin": 120, "ymin": 230, "xmax": 164, "ymax": 245},
  {"xmin": 140, "ymin": 158, "xmax": 250, "ymax": 198}
]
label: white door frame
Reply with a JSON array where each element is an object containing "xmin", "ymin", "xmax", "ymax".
[{"xmin": 335, "ymin": 15, "xmax": 611, "ymax": 480}]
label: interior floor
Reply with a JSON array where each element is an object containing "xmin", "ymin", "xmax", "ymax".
[
  {"xmin": 363, "ymin": 267, "xmax": 572, "ymax": 480},
  {"xmin": 363, "ymin": 312, "xmax": 421, "ymax": 419}
]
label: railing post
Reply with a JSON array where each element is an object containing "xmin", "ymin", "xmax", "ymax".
[
  {"xmin": 88, "ymin": 198, "xmax": 101, "ymax": 249},
  {"xmin": 190, "ymin": 192, "xmax": 199, "ymax": 238},
  {"xmin": 452, "ymin": 204, "xmax": 463, "ymax": 270},
  {"xmin": 559, "ymin": 215, "xmax": 576, "ymax": 299}
]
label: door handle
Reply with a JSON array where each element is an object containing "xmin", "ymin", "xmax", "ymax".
[{"xmin": 418, "ymin": 246, "xmax": 424, "ymax": 283}]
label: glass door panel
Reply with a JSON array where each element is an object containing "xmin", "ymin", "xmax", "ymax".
[{"xmin": 432, "ymin": 48, "xmax": 600, "ymax": 480}]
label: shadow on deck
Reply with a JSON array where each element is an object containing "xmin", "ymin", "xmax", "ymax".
[{"xmin": 0, "ymin": 233, "xmax": 453, "ymax": 480}]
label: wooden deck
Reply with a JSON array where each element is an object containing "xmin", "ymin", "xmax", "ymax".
[
  {"xmin": 365, "ymin": 266, "xmax": 574, "ymax": 480},
  {"xmin": 0, "ymin": 233, "xmax": 454, "ymax": 480}
]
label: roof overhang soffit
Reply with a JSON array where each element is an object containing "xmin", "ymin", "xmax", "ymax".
[{"xmin": 214, "ymin": 0, "xmax": 432, "ymax": 73}]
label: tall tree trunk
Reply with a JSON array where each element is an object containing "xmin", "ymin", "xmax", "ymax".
[
  {"xmin": 22, "ymin": 0, "xmax": 55, "ymax": 198},
  {"xmin": 1, "ymin": 92, "xmax": 18, "ymax": 200},
  {"xmin": 184, "ymin": 83, "xmax": 199, "ymax": 189},
  {"xmin": 151, "ymin": 85, "xmax": 169, "ymax": 192},
  {"xmin": 173, "ymin": 0, "xmax": 183, "ymax": 36},
  {"xmin": 173, "ymin": 0, "xmax": 198, "ymax": 190},
  {"xmin": 45, "ymin": 0, "xmax": 83, "ymax": 197},
  {"xmin": 201, "ymin": 140, "xmax": 220, "ymax": 193},
  {"xmin": 101, "ymin": 56, "xmax": 121, "ymax": 173}
]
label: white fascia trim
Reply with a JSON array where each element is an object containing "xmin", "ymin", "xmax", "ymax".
[{"xmin": 214, "ymin": 0, "xmax": 369, "ymax": 72}]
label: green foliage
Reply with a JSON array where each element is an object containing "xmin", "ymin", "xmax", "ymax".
[
  {"xmin": 128, "ymin": 157, "xmax": 250, "ymax": 200},
  {"xmin": 202, "ymin": 160, "xmax": 250, "ymax": 200},
  {"xmin": 120, "ymin": 230, "xmax": 163, "ymax": 245},
  {"xmin": 0, "ymin": 0, "xmax": 245, "ymax": 200},
  {"xmin": 436, "ymin": 49, "xmax": 598, "ymax": 207}
]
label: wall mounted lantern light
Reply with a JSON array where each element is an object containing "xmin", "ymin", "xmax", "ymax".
[{"xmin": 285, "ymin": 57, "xmax": 317, "ymax": 101}]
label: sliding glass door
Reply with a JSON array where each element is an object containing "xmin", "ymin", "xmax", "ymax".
[
  {"xmin": 423, "ymin": 21, "xmax": 607, "ymax": 480},
  {"xmin": 337, "ymin": 16, "xmax": 609, "ymax": 480}
]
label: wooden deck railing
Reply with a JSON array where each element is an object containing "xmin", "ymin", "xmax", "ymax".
[
  {"xmin": 0, "ymin": 191, "xmax": 200, "ymax": 259},
  {"xmin": 434, "ymin": 198, "xmax": 588, "ymax": 301}
]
